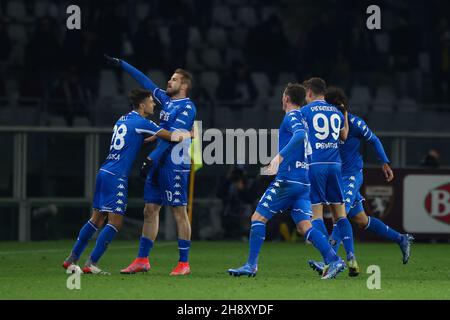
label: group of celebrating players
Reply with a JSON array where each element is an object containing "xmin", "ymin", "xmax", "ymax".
[{"xmin": 62, "ymin": 56, "xmax": 414, "ymax": 280}]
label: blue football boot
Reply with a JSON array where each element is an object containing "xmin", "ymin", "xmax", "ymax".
[
  {"xmin": 399, "ymin": 234, "xmax": 414, "ymax": 264},
  {"xmin": 308, "ymin": 259, "xmax": 325, "ymax": 276},
  {"xmin": 321, "ymin": 258, "xmax": 346, "ymax": 280},
  {"xmin": 228, "ymin": 263, "xmax": 257, "ymax": 277}
]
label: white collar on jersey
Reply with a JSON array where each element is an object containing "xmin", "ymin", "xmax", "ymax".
[{"xmin": 171, "ymin": 97, "xmax": 190, "ymax": 102}]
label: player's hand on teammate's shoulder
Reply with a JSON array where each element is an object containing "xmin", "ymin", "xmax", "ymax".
[
  {"xmin": 104, "ymin": 54, "xmax": 121, "ymax": 67},
  {"xmin": 382, "ymin": 163, "xmax": 394, "ymax": 182}
]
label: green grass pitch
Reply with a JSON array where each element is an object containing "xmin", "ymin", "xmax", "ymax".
[{"xmin": 1, "ymin": 240, "xmax": 449, "ymax": 300}]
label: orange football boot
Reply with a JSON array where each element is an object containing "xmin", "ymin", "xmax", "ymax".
[
  {"xmin": 169, "ymin": 261, "xmax": 191, "ymax": 276},
  {"xmin": 120, "ymin": 257, "xmax": 151, "ymax": 274}
]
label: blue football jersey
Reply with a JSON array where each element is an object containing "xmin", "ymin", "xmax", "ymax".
[
  {"xmin": 152, "ymin": 89, "xmax": 197, "ymax": 167},
  {"xmin": 153, "ymin": 89, "xmax": 197, "ymax": 131},
  {"xmin": 100, "ymin": 111, "xmax": 162, "ymax": 177},
  {"xmin": 300, "ymin": 100, "xmax": 345, "ymax": 164},
  {"xmin": 340, "ymin": 113, "xmax": 389, "ymax": 174},
  {"xmin": 276, "ymin": 109, "xmax": 312, "ymax": 184}
]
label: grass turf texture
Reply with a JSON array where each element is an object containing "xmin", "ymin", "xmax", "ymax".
[{"xmin": 0, "ymin": 240, "xmax": 449, "ymax": 300}]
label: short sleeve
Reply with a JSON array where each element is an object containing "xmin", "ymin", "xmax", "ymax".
[
  {"xmin": 286, "ymin": 111, "xmax": 305, "ymax": 134},
  {"xmin": 351, "ymin": 116, "xmax": 373, "ymax": 141},
  {"xmin": 135, "ymin": 119, "xmax": 162, "ymax": 135}
]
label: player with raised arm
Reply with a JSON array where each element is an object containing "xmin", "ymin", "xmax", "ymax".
[
  {"xmin": 104, "ymin": 55, "xmax": 196, "ymax": 276},
  {"xmin": 62, "ymin": 89, "xmax": 192, "ymax": 274},
  {"xmin": 300, "ymin": 78, "xmax": 360, "ymax": 277},
  {"xmin": 227, "ymin": 83, "xmax": 346, "ymax": 280},
  {"xmin": 308, "ymin": 87, "xmax": 414, "ymax": 275}
]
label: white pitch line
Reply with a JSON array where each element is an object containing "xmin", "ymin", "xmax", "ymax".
[{"xmin": 0, "ymin": 242, "xmax": 176, "ymax": 255}]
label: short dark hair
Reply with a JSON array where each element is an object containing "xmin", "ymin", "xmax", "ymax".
[
  {"xmin": 174, "ymin": 68, "xmax": 193, "ymax": 95},
  {"xmin": 325, "ymin": 86, "xmax": 349, "ymax": 113},
  {"xmin": 303, "ymin": 77, "xmax": 327, "ymax": 96},
  {"xmin": 284, "ymin": 82, "xmax": 306, "ymax": 106},
  {"xmin": 128, "ymin": 88, "xmax": 152, "ymax": 109}
]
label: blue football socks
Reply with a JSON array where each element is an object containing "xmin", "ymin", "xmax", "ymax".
[
  {"xmin": 336, "ymin": 217, "xmax": 355, "ymax": 261},
  {"xmin": 137, "ymin": 236, "xmax": 154, "ymax": 258},
  {"xmin": 71, "ymin": 220, "xmax": 98, "ymax": 261},
  {"xmin": 305, "ymin": 227, "xmax": 339, "ymax": 264},
  {"xmin": 247, "ymin": 221, "xmax": 266, "ymax": 266},
  {"xmin": 178, "ymin": 239, "xmax": 191, "ymax": 262},
  {"xmin": 89, "ymin": 224, "xmax": 118, "ymax": 264},
  {"xmin": 366, "ymin": 217, "xmax": 403, "ymax": 243},
  {"xmin": 312, "ymin": 219, "xmax": 329, "ymax": 237},
  {"xmin": 329, "ymin": 223, "xmax": 342, "ymax": 253}
]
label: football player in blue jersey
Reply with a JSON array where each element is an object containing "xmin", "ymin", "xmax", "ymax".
[
  {"xmin": 104, "ymin": 56, "xmax": 196, "ymax": 276},
  {"xmin": 308, "ymin": 87, "xmax": 414, "ymax": 276},
  {"xmin": 62, "ymin": 89, "xmax": 192, "ymax": 274},
  {"xmin": 228, "ymin": 83, "xmax": 346, "ymax": 279},
  {"xmin": 300, "ymin": 78, "xmax": 361, "ymax": 276}
]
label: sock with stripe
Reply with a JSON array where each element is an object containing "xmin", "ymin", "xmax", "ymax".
[
  {"xmin": 178, "ymin": 239, "xmax": 191, "ymax": 262},
  {"xmin": 365, "ymin": 217, "xmax": 403, "ymax": 243},
  {"xmin": 70, "ymin": 220, "xmax": 98, "ymax": 262},
  {"xmin": 89, "ymin": 224, "xmax": 118, "ymax": 264},
  {"xmin": 247, "ymin": 221, "xmax": 266, "ymax": 267},
  {"xmin": 336, "ymin": 217, "xmax": 355, "ymax": 261},
  {"xmin": 305, "ymin": 227, "xmax": 339, "ymax": 264},
  {"xmin": 329, "ymin": 224, "xmax": 342, "ymax": 253},
  {"xmin": 312, "ymin": 219, "xmax": 329, "ymax": 237},
  {"xmin": 137, "ymin": 236, "xmax": 154, "ymax": 258}
]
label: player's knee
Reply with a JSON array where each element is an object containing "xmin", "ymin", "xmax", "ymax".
[
  {"xmin": 108, "ymin": 213, "xmax": 123, "ymax": 230},
  {"xmin": 251, "ymin": 212, "xmax": 267, "ymax": 223},
  {"xmin": 352, "ymin": 213, "xmax": 368, "ymax": 228},
  {"xmin": 172, "ymin": 207, "xmax": 189, "ymax": 223},
  {"xmin": 90, "ymin": 210, "xmax": 106, "ymax": 228},
  {"xmin": 143, "ymin": 205, "xmax": 158, "ymax": 221},
  {"xmin": 296, "ymin": 221, "xmax": 311, "ymax": 236}
]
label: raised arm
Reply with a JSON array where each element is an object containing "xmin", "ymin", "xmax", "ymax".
[
  {"xmin": 104, "ymin": 55, "xmax": 158, "ymax": 91},
  {"xmin": 339, "ymin": 110, "xmax": 349, "ymax": 141}
]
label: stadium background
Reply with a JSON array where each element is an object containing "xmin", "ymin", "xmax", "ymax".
[{"xmin": 0, "ymin": 0, "xmax": 449, "ymax": 244}]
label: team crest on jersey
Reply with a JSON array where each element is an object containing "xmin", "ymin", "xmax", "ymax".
[{"xmin": 364, "ymin": 185, "xmax": 394, "ymax": 219}]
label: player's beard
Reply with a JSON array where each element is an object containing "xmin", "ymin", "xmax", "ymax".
[{"xmin": 166, "ymin": 87, "xmax": 179, "ymax": 97}]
